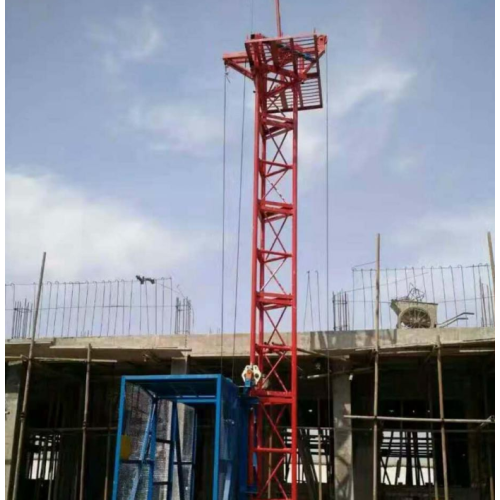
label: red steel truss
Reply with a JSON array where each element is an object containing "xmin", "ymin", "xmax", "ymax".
[{"xmin": 224, "ymin": 33, "xmax": 327, "ymax": 499}]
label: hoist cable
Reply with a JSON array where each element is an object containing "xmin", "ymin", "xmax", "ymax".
[
  {"xmin": 232, "ymin": 70, "xmax": 247, "ymax": 381},
  {"xmin": 220, "ymin": 68, "xmax": 228, "ymax": 374}
]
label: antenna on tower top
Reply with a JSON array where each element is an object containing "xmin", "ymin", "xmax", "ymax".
[{"xmin": 274, "ymin": 0, "xmax": 283, "ymax": 36}]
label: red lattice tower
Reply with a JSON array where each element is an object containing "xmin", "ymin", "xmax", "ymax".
[{"xmin": 224, "ymin": 10, "xmax": 327, "ymax": 500}]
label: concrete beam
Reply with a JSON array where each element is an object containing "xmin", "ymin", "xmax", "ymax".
[{"xmin": 5, "ymin": 327, "xmax": 494, "ymax": 361}]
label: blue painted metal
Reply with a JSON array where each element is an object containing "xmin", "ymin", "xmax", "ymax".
[
  {"xmin": 147, "ymin": 401, "xmax": 158, "ymax": 500},
  {"xmin": 174, "ymin": 403, "xmax": 186, "ymax": 500},
  {"xmin": 112, "ymin": 377, "xmax": 127, "ymax": 500},
  {"xmin": 166, "ymin": 403, "xmax": 178, "ymax": 500},
  {"xmin": 112, "ymin": 374, "xmax": 248, "ymax": 500},
  {"xmin": 190, "ymin": 411, "xmax": 198, "ymax": 500},
  {"xmin": 212, "ymin": 375, "xmax": 222, "ymax": 500},
  {"xmin": 129, "ymin": 400, "xmax": 157, "ymax": 500}
]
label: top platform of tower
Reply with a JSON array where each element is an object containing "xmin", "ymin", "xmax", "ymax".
[{"xmin": 223, "ymin": 32, "xmax": 328, "ymax": 113}]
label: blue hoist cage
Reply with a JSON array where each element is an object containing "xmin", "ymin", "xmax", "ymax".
[{"xmin": 112, "ymin": 374, "xmax": 249, "ymax": 500}]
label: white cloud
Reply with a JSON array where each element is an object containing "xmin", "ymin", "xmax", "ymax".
[
  {"xmin": 6, "ymin": 170, "xmax": 214, "ymax": 282},
  {"xmin": 332, "ymin": 66, "xmax": 415, "ymax": 117},
  {"xmin": 298, "ymin": 110, "xmax": 327, "ymax": 189},
  {"xmin": 87, "ymin": 5, "xmax": 163, "ymax": 73},
  {"xmin": 128, "ymin": 102, "xmax": 222, "ymax": 155},
  {"xmin": 296, "ymin": 65, "xmax": 415, "ymax": 186},
  {"xmin": 391, "ymin": 154, "xmax": 420, "ymax": 174},
  {"xmin": 394, "ymin": 205, "xmax": 495, "ymax": 266}
]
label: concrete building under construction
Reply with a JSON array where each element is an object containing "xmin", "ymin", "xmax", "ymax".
[
  {"xmin": 4, "ymin": 1, "xmax": 495, "ymax": 499},
  {"xmin": 4, "ymin": 268, "xmax": 495, "ymax": 500}
]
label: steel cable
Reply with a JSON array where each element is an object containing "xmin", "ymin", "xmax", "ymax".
[
  {"xmin": 220, "ymin": 68, "xmax": 228, "ymax": 373},
  {"xmin": 232, "ymin": 68, "xmax": 247, "ymax": 381}
]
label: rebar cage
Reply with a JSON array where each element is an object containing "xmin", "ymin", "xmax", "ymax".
[{"xmin": 112, "ymin": 375, "xmax": 246, "ymax": 500}]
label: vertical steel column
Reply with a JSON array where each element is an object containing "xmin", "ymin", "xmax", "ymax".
[
  {"xmin": 112, "ymin": 378, "xmax": 127, "ymax": 500},
  {"xmin": 372, "ymin": 235, "xmax": 381, "ymax": 500},
  {"xmin": 79, "ymin": 344, "xmax": 92, "ymax": 500},
  {"xmin": 12, "ymin": 252, "xmax": 46, "ymax": 500},
  {"xmin": 436, "ymin": 337, "xmax": 449, "ymax": 500},
  {"xmin": 212, "ymin": 377, "xmax": 222, "ymax": 500}
]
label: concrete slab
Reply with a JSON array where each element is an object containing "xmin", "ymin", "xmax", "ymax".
[{"xmin": 5, "ymin": 327, "xmax": 494, "ymax": 361}]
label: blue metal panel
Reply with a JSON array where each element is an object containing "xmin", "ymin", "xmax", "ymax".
[
  {"xmin": 129, "ymin": 399, "xmax": 157, "ymax": 500},
  {"xmin": 113, "ymin": 374, "xmax": 247, "ymax": 500},
  {"xmin": 147, "ymin": 400, "xmax": 158, "ymax": 500},
  {"xmin": 174, "ymin": 403, "xmax": 186, "ymax": 500},
  {"xmin": 112, "ymin": 377, "xmax": 127, "ymax": 500},
  {"xmin": 166, "ymin": 403, "xmax": 178, "ymax": 500},
  {"xmin": 212, "ymin": 375, "xmax": 222, "ymax": 500},
  {"xmin": 169, "ymin": 398, "xmax": 217, "ymax": 405}
]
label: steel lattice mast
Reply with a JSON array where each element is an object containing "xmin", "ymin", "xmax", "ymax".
[{"xmin": 223, "ymin": 6, "xmax": 327, "ymax": 498}]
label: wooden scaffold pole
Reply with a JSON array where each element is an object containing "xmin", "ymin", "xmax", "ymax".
[
  {"xmin": 12, "ymin": 252, "xmax": 47, "ymax": 500},
  {"xmin": 79, "ymin": 344, "xmax": 92, "ymax": 500},
  {"xmin": 372, "ymin": 234, "xmax": 381, "ymax": 500}
]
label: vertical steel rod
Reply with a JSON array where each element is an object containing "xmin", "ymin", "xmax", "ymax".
[
  {"xmin": 487, "ymin": 232, "xmax": 495, "ymax": 326},
  {"xmin": 274, "ymin": 0, "xmax": 283, "ymax": 36},
  {"xmin": 79, "ymin": 344, "xmax": 92, "ymax": 500},
  {"xmin": 372, "ymin": 234, "xmax": 381, "ymax": 500},
  {"xmin": 437, "ymin": 336, "xmax": 449, "ymax": 500},
  {"xmin": 12, "ymin": 252, "xmax": 46, "ymax": 500}
]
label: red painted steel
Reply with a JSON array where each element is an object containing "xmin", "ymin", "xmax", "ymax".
[{"xmin": 224, "ymin": 32, "xmax": 327, "ymax": 500}]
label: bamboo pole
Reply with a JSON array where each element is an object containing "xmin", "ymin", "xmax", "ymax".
[
  {"xmin": 5, "ymin": 356, "xmax": 116, "ymax": 363},
  {"xmin": 372, "ymin": 234, "xmax": 381, "ymax": 500},
  {"xmin": 79, "ymin": 344, "xmax": 92, "ymax": 500},
  {"xmin": 482, "ymin": 368, "xmax": 494, "ymax": 500},
  {"xmin": 437, "ymin": 337, "xmax": 449, "ymax": 500},
  {"xmin": 12, "ymin": 252, "xmax": 46, "ymax": 500}
]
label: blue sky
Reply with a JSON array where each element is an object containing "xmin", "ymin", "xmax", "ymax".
[{"xmin": 6, "ymin": 0, "xmax": 494, "ymax": 333}]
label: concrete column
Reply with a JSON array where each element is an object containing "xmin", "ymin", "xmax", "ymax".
[
  {"xmin": 171, "ymin": 357, "xmax": 189, "ymax": 375},
  {"xmin": 334, "ymin": 374, "xmax": 354, "ymax": 500},
  {"xmin": 5, "ymin": 363, "xmax": 23, "ymax": 500}
]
